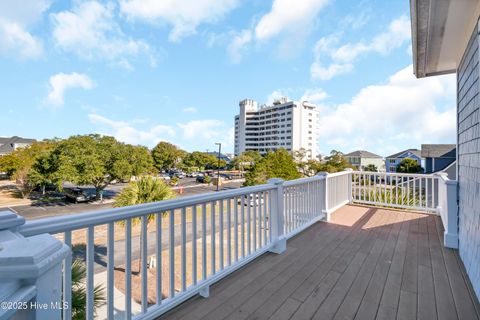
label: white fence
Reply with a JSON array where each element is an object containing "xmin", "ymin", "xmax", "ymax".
[
  {"xmin": 0, "ymin": 169, "xmax": 458, "ymax": 320},
  {"xmin": 351, "ymin": 171, "xmax": 439, "ymax": 212}
]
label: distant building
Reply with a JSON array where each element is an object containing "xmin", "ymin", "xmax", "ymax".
[
  {"xmin": 385, "ymin": 149, "xmax": 422, "ymax": 173},
  {"xmin": 0, "ymin": 136, "xmax": 36, "ymax": 156},
  {"xmin": 421, "ymin": 144, "xmax": 456, "ymax": 173},
  {"xmin": 344, "ymin": 150, "xmax": 384, "ymax": 171},
  {"xmin": 234, "ymin": 97, "xmax": 318, "ymax": 160}
]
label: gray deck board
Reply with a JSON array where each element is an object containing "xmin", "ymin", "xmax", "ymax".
[{"xmin": 158, "ymin": 205, "xmax": 480, "ymax": 320}]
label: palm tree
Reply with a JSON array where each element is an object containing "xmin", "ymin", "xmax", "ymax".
[
  {"xmin": 71, "ymin": 259, "xmax": 105, "ymax": 320},
  {"xmin": 114, "ymin": 176, "xmax": 176, "ymax": 272}
]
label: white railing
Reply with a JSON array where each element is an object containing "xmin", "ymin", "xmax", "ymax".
[
  {"xmin": 13, "ymin": 176, "xmax": 327, "ymax": 320},
  {"xmin": 1, "ymin": 169, "xmax": 459, "ymax": 319},
  {"xmin": 351, "ymin": 171, "xmax": 439, "ymax": 212},
  {"xmin": 436, "ymin": 173, "xmax": 459, "ymax": 248},
  {"xmin": 325, "ymin": 170, "xmax": 352, "ymax": 219},
  {"xmin": 283, "ymin": 175, "xmax": 327, "ymax": 238}
]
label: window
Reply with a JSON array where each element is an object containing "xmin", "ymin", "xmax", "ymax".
[
  {"xmin": 389, "ymin": 166, "xmax": 396, "ymax": 172},
  {"xmin": 389, "ymin": 159, "xmax": 396, "ymax": 164}
]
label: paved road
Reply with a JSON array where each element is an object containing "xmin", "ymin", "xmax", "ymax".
[{"xmin": 0, "ymin": 180, "xmax": 244, "ymax": 220}]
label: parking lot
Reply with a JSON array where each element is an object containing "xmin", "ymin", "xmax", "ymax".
[{"xmin": 0, "ymin": 178, "xmax": 244, "ymax": 220}]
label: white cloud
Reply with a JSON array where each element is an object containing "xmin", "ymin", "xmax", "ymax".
[
  {"xmin": 89, "ymin": 114, "xmax": 234, "ymax": 149},
  {"xmin": 51, "ymin": 1, "xmax": 156, "ymax": 69},
  {"xmin": 310, "ymin": 62, "xmax": 353, "ymax": 80},
  {"xmin": 255, "ymin": 0, "xmax": 329, "ymax": 41},
  {"xmin": 318, "ymin": 65, "xmax": 456, "ymax": 156},
  {"xmin": 266, "ymin": 90, "xmax": 288, "ymax": 105},
  {"xmin": 0, "ymin": 0, "xmax": 51, "ymax": 59},
  {"xmin": 311, "ymin": 15, "xmax": 411, "ymax": 80},
  {"xmin": 226, "ymin": 0, "xmax": 329, "ymax": 62},
  {"xmin": 227, "ymin": 29, "xmax": 252, "ymax": 63},
  {"xmin": 47, "ymin": 73, "xmax": 94, "ymax": 107},
  {"xmin": 120, "ymin": 0, "xmax": 238, "ymax": 42},
  {"xmin": 300, "ymin": 88, "xmax": 328, "ymax": 103},
  {"xmin": 89, "ymin": 114, "xmax": 175, "ymax": 146},
  {"xmin": 182, "ymin": 107, "xmax": 197, "ymax": 113},
  {"xmin": 265, "ymin": 88, "xmax": 327, "ymax": 105}
]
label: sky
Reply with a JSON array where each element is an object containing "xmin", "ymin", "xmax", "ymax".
[{"xmin": 0, "ymin": 0, "xmax": 456, "ymax": 157}]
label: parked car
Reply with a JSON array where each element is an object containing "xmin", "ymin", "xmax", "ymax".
[
  {"xmin": 220, "ymin": 173, "xmax": 233, "ymax": 180},
  {"xmin": 196, "ymin": 175, "xmax": 206, "ymax": 183},
  {"xmin": 64, "ymin": 188, "xmax": 95, "ymax": 203},
  {"xmin": 159, "ymin": 174, "xmax": 171, "ymax": 181},
  {"xmin": 187, "ymin": 172, "xmax": 200, "ymax": 178}
]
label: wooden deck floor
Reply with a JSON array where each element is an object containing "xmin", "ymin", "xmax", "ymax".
[{"xmin": 159, "ymin": 205, "xmax": 480, "ymax": 320}]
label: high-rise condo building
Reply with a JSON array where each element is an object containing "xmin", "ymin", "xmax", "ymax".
[{"xmin": 234, "ymin": 97, "xmax": 318, "ymax": 159}]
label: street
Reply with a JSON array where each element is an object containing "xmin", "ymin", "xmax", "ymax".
[{"xmin": 0, "ymin": 178, "xmax": 244, "ymax": 220}]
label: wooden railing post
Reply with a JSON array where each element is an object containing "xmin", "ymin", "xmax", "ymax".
[
  {"xmin": 267, "ymin": 178, "xmax": 286, "ymax": 254},
  {"xmin": 0, "ymin": 211, "xmax": 70, "ymax": 320}
]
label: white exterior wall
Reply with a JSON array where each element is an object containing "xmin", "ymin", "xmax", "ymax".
[{"xmin": 234, "ymin": 98, "xmax": 318, "ymax": 159}]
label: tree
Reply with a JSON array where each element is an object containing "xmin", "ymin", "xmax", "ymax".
[
  {"xmin": 71, "ymin": 259, "xmax": 105, "ymax": 320},
  {"xmin": 364, "ymin": 164, "xmax": 378, "ymax": 172},
  {"xmin": 231, "ymin": 151, "xmax": 262, "ymax": 170},
  {"xmin": 55, "ymin": 135, "xmax": 141, "ymax": 198},
  {"xmin": 114, "ymin": 176, "xmax": 175, "ymax": 272},
  {"xmin": 244, "ymin": 149, "xmax": 301, "ymax": 186},
  {"xmin": 310, "ymin": 150, "xmax": 353, "ymax": 174},
  {"xmin": 396, "ymin": 158, "xmax": 423, "ymax": 173},
  {"xmin": 0, "ymin": 141, "xmax": 56, "ymax": 198},
  {"xmin": 182, "ymin": 151, "xmax": 225, "ymax": 170},
  {"xmin": 152, "ymin": 141, "xmax": 185, "ymax": 171}
]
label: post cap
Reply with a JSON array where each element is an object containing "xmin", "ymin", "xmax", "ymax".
[
  {"xmin": 0, "ymin": 211, "xmax": 25, "ymax": 231},
  {"xmin": 267, "ymin": 178, "xmax": 284, "ymax": 185},
  {"xmin": 0, "ymin": 234, "xmax": 70, "ymax": 279}
]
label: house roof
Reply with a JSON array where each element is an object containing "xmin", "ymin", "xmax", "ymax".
[
  {"xmin": 421, "ymin": 144, "xmax": 456, "ymax": 158},
  {"xmin": 386, "ymin": 149, "xmax": 422, "ymax": 159},
  {"xmin": 344, "ymin": 150, "xmax": 382, "ymax": 159},
  {"xmin": 0, "ymin": 136, "xmax": 37, "ymax": 154},
  {"xmin": 410, "ymin": 0, "xmax": 480, "ymax": 78}
]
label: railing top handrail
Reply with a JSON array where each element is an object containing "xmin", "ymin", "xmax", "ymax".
[
  {"xmin": 351, "ymin": 170, "xmax": 437, "ymax": 178},
  {"xmin": 19, "ymin": 183, "xmax": 275, "ymax": 237},
  {"xmin": 325, "ymin": 170, "xmax": 352, "ymax": 178},
  {"xmin": 283, "ymin": 174, "xmax": 326, "ymax": 186}
]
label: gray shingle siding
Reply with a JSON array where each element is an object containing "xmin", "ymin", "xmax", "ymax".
[{"xmin": 457, "ymin": 20, "xmax": 480, "ymax": 299}]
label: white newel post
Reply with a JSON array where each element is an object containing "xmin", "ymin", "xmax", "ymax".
[
  {"xmin": 0, "ymin": 211, "xmax": 70, "ymax": 320},
  {"xmin": 316, "ymin": 172, "xmax": 329, "ymax": 221},
  {"xmin": 436, "ymin": 173, "xmax": 459, "ymax": 249},
  {"xmin": 267, "ymin": 178, "xmax": 286, "ymax": 254},
  {"xmin": 344, "ymin": 168, "xmax": 353, "ymax": 203}
]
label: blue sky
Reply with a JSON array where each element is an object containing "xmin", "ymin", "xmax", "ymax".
[{"xmin": 0, "ymin": 0, "xmax": 456, "ymax": 157}]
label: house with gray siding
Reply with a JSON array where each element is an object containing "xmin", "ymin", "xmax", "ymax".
[
  {"xmin": 0, "ymin": 136, "xmax": 36, "ymax": 156},
  {"xmin": 385, "ymin": 149, "xmax": 422, "ymax": 173},
  {"xmin": 421, "ymin": 144, "xmax": 456, "ymax": 175},
  {"xmin": 411, "ymin": 0, "xmax": 480, "ymax": 301}
]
